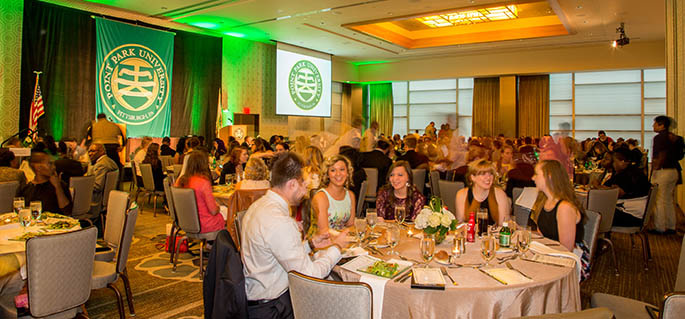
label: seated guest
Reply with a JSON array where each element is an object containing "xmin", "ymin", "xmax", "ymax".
[
  {"xmin": 496, "ymin": 144, "xmax": 515, "ymax": 177},
  {"xmin": 338, "ymin": 146, "xmax": 367, "ymax": 202},
  {"xmin": 397, "ymin": 135, "xmax": 429, "ymax": 169},
  {"xmin": 19, "ymin": 151, "xmax": 72, "ymax": 215},
  {"xmin": 274, "ymin": 142, "xmax": 289, "ymax": 155},
  {"xmin": 160, "ymin": 137, "xmax": 176, "ymax": 156},
  {"xmin": 241, "ymin": 152, "xmax": 350, "ymax": 318},
  {"xmin": 86, "ymin": 143, "xmax": 118, "ymax": 209},
  {"xmin": 530, "ymin": 160, "xmax": 586, "ymax": 253},
  {"xmin": 376, "ymin": 160, "xmax": 425, "ymax": 221},
  {"xmin": 310, "ymin": 155, "xmax": 356, "ymax": 235},
  {"xmin": 175, "ymin": 151, "xmax": 224, "ymax": 233},
  {"xmin": 142, "ymin": 143, "xmax": 164, "ymax": 191},
  {"xmin": 133, "ymin": 136, "xmax": 152, "ymax": 184},
  {"xmin": 212, "ymin": 138, "xmax": 227, "ymax": 160},
  {"xmin": 0, "ymin": 148, "xmax": 27, "ymax": 191},
  {"xmin": 303, "ymin": 146, "xmax": 323, "ymax": 191},
  {"xmin": 602, "ymin": 148, "xmax": 651, "ymax": 227},
  {"xmin": 219, "ymin": 146, "xmax": 248, "ymax": 184},
  {"xmin": 236, "ymin": 158, "xmax": 270, "ymax": 190},
  {"xmin": 54, "ymin": 141, "xmax": 84, "ymax": 184},
  {"xmin": 360, "ymin": 139, "xmax": 393, "ymax": 191},
  {"xmin": 455, "ymin": 159, "xmax": 511, "ymax": 225},
  {"xmin": 173, "ymin": 136, "xmax": 187, "ymax": 164}
]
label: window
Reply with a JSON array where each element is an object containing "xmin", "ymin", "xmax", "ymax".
[{"xmin": 549, "ymin": 68, "xmax": 666, "ymax": 157}]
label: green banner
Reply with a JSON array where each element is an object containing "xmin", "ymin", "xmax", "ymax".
[{"xmin": 95, "ymin": 18, "xmax": 173, "ymax": 137}]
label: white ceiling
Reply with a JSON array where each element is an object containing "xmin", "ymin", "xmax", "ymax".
[{"xmin": 80, "ymin": 0, "xmax": 665, "ymax": 62}]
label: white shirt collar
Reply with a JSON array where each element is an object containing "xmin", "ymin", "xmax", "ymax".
[{"xmin": 265, "ymin": 189, "xmax": 290, "ymax": 215}]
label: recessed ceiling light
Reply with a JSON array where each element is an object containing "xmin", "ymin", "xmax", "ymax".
[
  {"xmin": 583, "ymin": 20, "xmax": 588, "ymax": 24},
  {"xmin": 576, "ymin": 5, "xmax": 583, "ymax": 9},
  {"xmin": 161, "ymin": 6, "xmax": 167, "ymax": 10},
  {"xmin": 388, "ymin": 12, "xmax": 393, "ymax": 16}
]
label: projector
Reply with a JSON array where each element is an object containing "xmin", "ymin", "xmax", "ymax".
[{"xmin": 612, "ymin": 22, "xmax": 630, "ymax": 47}]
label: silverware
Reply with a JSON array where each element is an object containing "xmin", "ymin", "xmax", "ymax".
[
  {"xmin": 440, "ymin": 267, "xmax": 458, "ymax": 286},
  {"xmin": 476, "ymin": 267, "xmax": 507, "ymax": 285},
  {"xmin": 369, "ymin": 246, "xmax": 384, "ymax": 256},
  {"xmin": 399, "ymin": 255, "xmax": 421, "ymax": 264},
  {"xmin": 496, "ymin": 255, "xmax": 517, "ymax": 264},
  {"xmin": 394, "ymin": 268, "xmax": 412, "ymax": 282},
  {"xmin": 521, "ymin": 257, "xmax": 565, "ymax": 267},
  {"xmin": 399, "ymin": 270, "xmax": 413, "ymax": 283},
  {"xmin": 506, "ymin": 261, "xmax": 532, "ymax": 280}
]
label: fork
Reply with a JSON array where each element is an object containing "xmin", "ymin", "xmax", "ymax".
[
  {"xmin": 505, "ymin": 261, "xmax": 532, "ymax": 280},
  {"xmin": 440, "ymin": 267, "xmax": 458, "ymax": 285}
]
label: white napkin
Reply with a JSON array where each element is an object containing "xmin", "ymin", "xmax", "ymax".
[
  {"xmin": 360, "ymin": 274, "xmax": 388, "ymax": 319},
  {"xmin": 483, "ymin": 268, "xmax": 533, "ymax": 285},
  {"xmin": 530, "ymin": 241, "xmax": 582, "ymax": 280},
  {"xmin": 341, "ymin": 246, "xmax": 369, "ymax": 258}
]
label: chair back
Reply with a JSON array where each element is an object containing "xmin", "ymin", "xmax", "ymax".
[
  {"xmin": 641, "ymin": 184, "xmax": 658, "ymax": 231},
  {"xmin": 172, "ymin": 164, "xmax": 183, "ymax": 180},
  {"xmin": 582, "ymin": 210, "xmax": 602, "ymax": 267},
  {"xmin": 170, "ymin": 186, "xmax": 201, "ymax": 234},
  {"xmin": 69, "ymin": 175, "xmax": 96, "ymax": 217},
  {"xmin": 0, "ymin": 181, "xmax": 19, "ymax": 212},
  {"xmin": 363, "ymin": 168, "xmax": 378, "ymax": 198},
  {"xmin": 26, "ymin": 227, "xmax": 97, "ymax": 318},
  {"xmin": 587, "ymin": 188, "xmax": 619, "ymax": 234},
  {"xmin": 130, "ymin": 161, "xmax": 139, "ymax": 189},
  {"xmin": 429, "ymin": 170, "xmax": 441, "ymax": 197},
  {"xmin": 163, "ymin": 177, "xmax": 178, "ymax": 225},
  {"xmin": 662, "ymin": 292, "xmax": 685, "ymax": 319},
  {"xmin": 511, "ymin": 187, "xmax": 531, "ymax": 227},
  {"xmin": 160, "ymin": 155, "xmax": 173, "ymax": 169},
  {"xmin": 288, "ymin": 271, "xmax": 372, "ymax": 319},
  {"xmin": 103, "ymin": 191, "xmax": 130, "ymax": 247},
  {"xmin": 412, "ymin": 169, "xmax": 426, "ymax": 194},
  {"xmin": 356, "ymin": 181, "xmax": 368, "ymax": 217},
  {"xmin": 139, "ymin": 163, "xmax": 156, "ymax": 191},
  {"xmin": 116, "ymin": 206, "xmax": 139, "ymax": 273},
  {"xmin": 234, "ymin": 210, "xmax": 247, "ymax": 247},
  {"xmin": 438, "ymin": 180, "xmax": 464, "ymax": 215},
  {"xmin": 102, "ymin": 170, "xmax": 119, "ymax": 208}
]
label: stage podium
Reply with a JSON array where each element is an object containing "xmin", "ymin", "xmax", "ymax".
[{"xmin": 218, "ymin": 125, "xmax": 248, "ymax": 144}]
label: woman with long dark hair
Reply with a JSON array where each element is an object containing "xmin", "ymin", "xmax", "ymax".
[
  {"xmin": 376, "ymin": 160, "xmax": 425, "ymax": 221},
  {"xmin": 142, "ymin": 143, "xmax": 164, "ymax": 191}
]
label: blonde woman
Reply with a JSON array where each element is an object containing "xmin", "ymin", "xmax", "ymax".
[
  {"xmin": 303, "ymin": 145, "xmax": 324, "ymax": 191},
  {"xmin": 236, "ymin": 157, "xmax": 270, "ymax": 190},
  {"xmin": 309, "ymin": 155, "xmax": 356, "ymax": 236},
  {"xmin": 455, "ymin": 159, "xmax": 511, "ymax": 225}
]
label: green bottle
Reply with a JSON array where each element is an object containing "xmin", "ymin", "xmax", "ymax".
[{"xmin": 499, "ymin": 222, "xmax": 511, "ymax": 248}]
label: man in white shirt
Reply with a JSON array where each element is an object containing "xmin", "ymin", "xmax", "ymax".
[{"xmin": 241, "ymin": 152, "xmax": 350, "ymax": 319}]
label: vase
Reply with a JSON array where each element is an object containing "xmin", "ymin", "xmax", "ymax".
[{"xmin": 427, "ymin": 231, "xmax": 446, "ymax": 245}]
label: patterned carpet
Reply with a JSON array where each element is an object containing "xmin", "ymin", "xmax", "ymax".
[{"xmin": 86, "ymin": 187, "xmax": 684, "ymax": 317}]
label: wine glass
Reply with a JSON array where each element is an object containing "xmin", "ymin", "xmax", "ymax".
[
  {"xmin": 13, "ymin": 197, "xmax": 24, "ymax": 215},
  {"xmin": 18, "ymin": 208, "xmax": 32, "ymax": 231},
  {"xmin": 354, "ymin": 218, "xmax": 367, "ymax": 247},
  {"xmin": 420, "ymin": 236, "xmax": 435, "ymax": 267},
  {"xmin": 517, "ymin": 227, "xmax": 532, "ymax": 258},
  {"xmin": 386, "ymin": 224, "xmax": 400, "ymax": 255},
  {"xmin": 366, "ymin": 210, "xmax": 377, "ymax": 233},
  {"xmin": 480, "ymin": 235, "xmax": 497, "ymax": 267},
  {"xmin": 394, "ymin": 206, "xmax": 406, "ymax": 226},
  {"xmin": 30, "ymin": 201, "xmax": 42, "ymax": 221}
]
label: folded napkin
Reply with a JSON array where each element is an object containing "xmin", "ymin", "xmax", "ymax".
[
  {"xmin": 341, "ymin": 246, "xmax": 369, "ymax": 258},
  {"xmin": 530, "ymin": 241, "xmax": 582, "ymax": 280},
  {"xmin": 483, "ymin": 268, "xmax": 533, "ymax": 285}
]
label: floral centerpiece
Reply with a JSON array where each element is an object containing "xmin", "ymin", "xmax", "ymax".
[{"xmin": 414, "ymin": 196, "xmax": 457, "ymax": 244}]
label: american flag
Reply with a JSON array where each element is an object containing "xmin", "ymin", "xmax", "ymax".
[{"xmin": 29, "ymin": 83, "xmax": 44, "ymax": 132}]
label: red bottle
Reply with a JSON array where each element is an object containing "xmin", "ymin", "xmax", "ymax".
[{"xmin": 467, "ymin": 211, "xmax": 476, "ymax": 242}]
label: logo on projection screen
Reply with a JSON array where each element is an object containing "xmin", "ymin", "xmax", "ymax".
[
  {"xmin": 288, "ymin": 60, "xmax": 322, "ymax": 110},
  {"xmin": 98, "ymin": 44, "xmax": 170, "ymax": 125}
]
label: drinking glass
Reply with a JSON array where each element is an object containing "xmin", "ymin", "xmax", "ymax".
[
  {"xmin": 366, "ymin": 210, "xmax": 377, "ymax": 233},
  {"xmin": 476, "ymin": 208, "xmax": 489, "ymax": 238},
  {"xmin": 480, "ymin": 235, "xmax": 497, "ymax": 267},
  {"xmin": 386, "ymin": 224, "xmax": 400, "ymax": 255},
  {"xmin": 354, "ymin": 218, "xmax": 367, "ymax": 247},
  {"xmin": 517, "ymin": 227, "xmax": 532, "ymax": 257},
  {"xmin": 18, "ymin": 208, "xmax": 31, "ymax": 231},
  {"xmin": 420, "ymin": 236, "xmax": 435, "ymax": 267},
  {"xmin": 13, "ymin": 197, "xmax": 24, "ymax": 215},
  {"xmin": 225, "ymin": 174, "xmax": 235, "ymax": 186},
  {"xmin": 30, "ymin": 201, "xmax": 42, "ymax": 221},
  {"xmin": 394, "ymin": 206, "xmax": 406, "ymax": 226}
]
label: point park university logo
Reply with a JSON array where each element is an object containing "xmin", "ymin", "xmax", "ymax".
[
  {"xmin": 98, "ymin": 44, "xmax": 169, "ymax": 125},
  {"xmin": 288, "ymin": 60, "xmax": 322, "ymax": 110}
]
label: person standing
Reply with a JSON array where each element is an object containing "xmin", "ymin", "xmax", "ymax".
[
  {"xmin": 651, "ymin": 116, "xmax": 682, "ymax": 233},
  {"xmin": 360, "ymin": 139, "xmax": 393, "ymax": 190},
  {"xmin": 361, "ymin": 121, "xmax": 379, "ymax": 152},
  {"xmin": 88, "ymin": 113, "xmax": 124, "ymax": 168},
  {"xmin": 425, "ymin": 121, "xmax": 437, "ymax": 139}
]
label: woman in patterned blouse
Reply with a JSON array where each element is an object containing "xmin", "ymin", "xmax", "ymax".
[
  {"xmin": 376, "ymin": 160, "xmax": 425, "ymax": 221},
  {"xmin": 309, "ymin": 155, "xmax": 356, "ymax": 235}
]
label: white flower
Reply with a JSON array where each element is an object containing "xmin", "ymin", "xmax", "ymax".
[
  {"xmin": 442, "ymin": 208, "xmax": 456, "ymax": 220},
  {"xmin": 440, "ymin": 214, "xmax": 452, "ymax": 228},
  {"xmin": 415, "ymin": 213, "xmax": 428, "ymax": 229},
  {"xmin": 428, "ymin": 214, "xmax": 441, "ymax": 228}
]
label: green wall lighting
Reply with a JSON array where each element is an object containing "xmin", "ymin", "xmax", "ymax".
[
  {"xmin": 224, "ymin": 32, "xmax": 246, "ymax": 38},
  {"xmin": 351, "ymin": 60, "xmax": 391, "ymax": 66},
  {"xmin": 188, "ymin": 21, "xmax": 219, "ymax": 29}
]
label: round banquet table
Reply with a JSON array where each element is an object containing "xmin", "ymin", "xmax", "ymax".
[{"xmin": 334, "ymin": 228, "xmax": 581, "ymax": 319}]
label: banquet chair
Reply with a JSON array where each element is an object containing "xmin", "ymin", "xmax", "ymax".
[
  {"xmin": 91, "ymin": 205, "xmax": 139, "ymax": 318},
  {"xmin": 163, "ymin": 177, "xmax": 181, "ymax": 263},
  {"xmin": 170, "ymin": 186, "xmax": 221, "ymax": 278},
  {"xmin": 172, "ymin": 164, "xmax": 183, "ymax": 180},
  {"xmin": 95, "ymin": 190, "xmax": 130, "ymax": 262},
  {"xmin": 412, "ymin": 168, "xmax": 426, "ymax": 194},
  {"xmin": 0, "ymin": 181, "xmax": 19, "ymax": 212},
  {"xmin": 99, "ymin": 170, "xmax": 120, "ymax": 231},
  {"xmin": 160, "ymin": 155, "xmax": 173, "ymax": 169},
  {"xmin": 610, "ymin": 184, "xmax": 657, "ymax": 270},
  {"xmin": 511, "ymin": 187, "xmax": 531, "ymax": 227},
  {"xmin": 70, "ymin": 175, "xmax": 96, "ymax": 220},
  {"xmin": 288, "ymin": 271, "xmax": 372, "ymax": 319},
  {"xmin": 439, "ymin": 180, "xmax": 464, "ymax": 215},
  {"xmin": 592, "ymin": 232, "xmax": 685, "ymax": 319},
  {"xmin": 582, "ymin": 210, "xmax": 602, "ymax": 275},
  {"xmin": 429, "ymin": 170, "xmax": 441, "ymax": 197},
  {"xmin": 356, "ymin": 181, "xmax": 368, "ymax": 218},
  {"xmin": 587, "ymin": 188, "xmax": 620, "ymax": 274},
  {"xmin": 139, "ymin": 163, "xmax": 165, "ymax": 217},
  {"xmin": 363, "ymin": 168, "xmax": 378, "ymax": 207},
  {"xmin": 23, "ymin": 227, "xmax": 97, "ymax": 319},
  {"xmin": 128, "ymin": 161, "xmax": 140, "ymax": 193},
  {"xmin": 515, "ymin": 307, "xmax": 613, "ymax": 318},
  {"xmin": 234, "ymin": 210, "xmax": 247, "ymax": 248}
]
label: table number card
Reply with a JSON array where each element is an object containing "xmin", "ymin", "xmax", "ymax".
[{"xmin": 411, "ymin": 268, "xmax": 445, "ymax": 290}]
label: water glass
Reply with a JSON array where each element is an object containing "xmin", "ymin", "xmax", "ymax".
[
  {"xmin": 420, "ymin": 236, "xmax": 435, "ymax": 266},
  {"xmin": 452, "ymin": 233, "xmax": 466, "ymax": 257},
  {"xmin": 30, "ymin": 201, "xmax": 42, "ymax": 221},
  {"xmin": 394, "ymin": 206, "xmax": 406, "ymax": 225},
  {"xmin": 386, "ymin": 224, "xmax": 400, "ymax": 255},
  {"xmin": 19, "ymin": 208, "xmax": 32, "ymax": 230},
  {"xmin": 354, "ymin": 218, "xmax": 367, "ymax": 247},
  {"xmin": 225, "ymin": 174, "xmax": 235, "ymax": 185},
  {"xmin": 517, "ymin": 227, "xmax": 532, "ymax": 257},
  {"xmin": 13, "ymin": 197, "xmax": 24, "ymax": 215},
  {"xmin": 480, "ymin": 235, "xmax": 497, "ymax": 267},
  {"xmin": 366, "ymin": 210, "xmax": 377, "ymax": 231}
]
